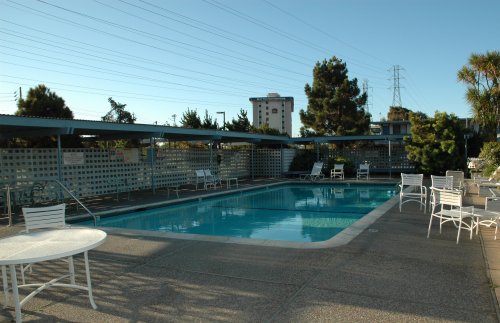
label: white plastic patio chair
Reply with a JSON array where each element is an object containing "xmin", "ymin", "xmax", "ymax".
[
  {"xmin": 399, "ymin": 173, "xmax": 427, "ymax": 212},
  {"xmin": 356, "ymin": 163, "xmax": 370, "ymax": 180},
  {"xmin": 427, "ymin": 187, "xmax": 474, "ymax": 244},
  {"xmin": 330, "ymin": 164, "xmax": 344, "ymax": 180},
  {"xmin": 429, "ymin": 175, "xmax": 453, "ymax": 211},
  {"xmin": 20, "ymin": 203, "xmax": 70, "ymax": 283},
  {"xmin": 300, "ymin": 162, "xmax": 324, "ymax": 181}
]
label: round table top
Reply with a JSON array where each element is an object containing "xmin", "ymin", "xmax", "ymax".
[{"xmin": 0, "ymin": 228, "xmax": 107, "ymax": 265}]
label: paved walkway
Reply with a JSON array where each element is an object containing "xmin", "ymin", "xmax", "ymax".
[{"xmin": 1, "ymin": 178, "xmax": 499, "ymax": 322}]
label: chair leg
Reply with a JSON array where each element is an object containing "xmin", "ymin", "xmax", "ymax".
[
  {"xmin": 456, "ymin": 220, "xmax": 462, "ymax": 244},
  {"xmin": 427, "ymin": 215, "xmax": 433, "ymax": 238}
]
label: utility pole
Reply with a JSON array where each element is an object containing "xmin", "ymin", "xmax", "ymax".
[{"xmin": 389, "ymin": 65, "xmax": 404, "ymax": 107}]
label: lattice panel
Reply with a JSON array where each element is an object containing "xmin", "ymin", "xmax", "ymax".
[{"xmin": 254, "ymin": 149, "xmax": 283, "ymax": 177}]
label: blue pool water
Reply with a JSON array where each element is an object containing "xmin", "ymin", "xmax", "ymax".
[{"xmin": 83, "ymin": 184, "xmax": 396, "ymax": 243}]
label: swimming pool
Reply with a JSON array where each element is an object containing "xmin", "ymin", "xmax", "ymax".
[{"xmin": 84, "ymin": 183, "xmax": 396, "ymax": 244}]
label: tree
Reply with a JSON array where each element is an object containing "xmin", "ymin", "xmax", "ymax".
[
  {"xmin": 180, "ymin": 108, "xmax": 202, "ymax": 129},
  {"xmin": 405, "ymin": 111, "xmax": 465, "ymax": 175},
  {"xmin": 102, "ymin": 97, "xmax": 136, "ymax": 124},
  {"xmin": 10, "ymin": 84, "xmax": 82, "ymax": 148},
  {"xmin": 251, "ymin": 123, "xmax": 283, "ymax": 136},
  {"xmin": 201, "ymin": 110, "xmax": 218, "ymax": 129},
  {"xmin": 387, "ymin": 106, "xmax": 411, "ymax": 121},
  {"xmin": 225, "ymin": 109, "xmax": 251, "ymax": 132},
  {"xmin": 300, "ymin": 56, "xmax": 370, "ymax": 136},
  {"xmin": 101, "ymin": 98, "xmax": 138, "ymax": 148},
  {"xmin": 16, "ymin": 84, "xmax": 74, "ymax": 119},
  {"xmin": 457, "ymin": 51, "xmax": 500, "ymax": 142}
]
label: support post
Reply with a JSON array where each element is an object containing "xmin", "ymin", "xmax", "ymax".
[{"xmin": 150, "ymin": 137, "xmax": 156, "ymax": 194}]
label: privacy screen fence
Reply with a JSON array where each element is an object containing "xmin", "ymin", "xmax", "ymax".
[{"xmin": 0, "ymin": 144, "xmax": 413, "ymax": 198}]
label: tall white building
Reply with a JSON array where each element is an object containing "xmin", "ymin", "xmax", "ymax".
[{"xmin": 249, "ymin": 93, "xmax": 294, "ymax": 135}]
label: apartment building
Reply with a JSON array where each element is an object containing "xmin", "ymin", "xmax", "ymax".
[{"xmin": 249, "ymin": 93, "xmax": 293, "ymax": 135}]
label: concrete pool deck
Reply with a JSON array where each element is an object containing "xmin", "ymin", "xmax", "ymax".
[{"xmin": 1, "ymin": 177, "xmax": 500, "ymax": 322}]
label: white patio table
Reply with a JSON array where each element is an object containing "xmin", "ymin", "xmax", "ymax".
[{"xmin": 0, "ymin": 228, "xmax": 107, "ymax": 323}]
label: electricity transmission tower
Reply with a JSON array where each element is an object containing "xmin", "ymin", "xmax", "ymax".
[{"xmin": 389, "ymin": 65, "xmax": 404, "ymax": 107}]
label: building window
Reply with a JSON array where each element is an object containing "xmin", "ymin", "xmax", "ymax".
[
  {"xmin": 266, "ymin": 112, "xmax": 269, "ymax": 115},
  {"xmin": 393, "ymin": 125, "xmax": 401, "ymax": 134},
  {"xmin": 266, "ymin": 118, "xmax": 269, "ymax": 122},
  {"xmin": 266, "ymin": 106, "xmax": 269, "ymax": 110},
  {"xmin": 272, "ymin": 108, "xmax": 278, "ymax": 113},
  {"xmin": 258, "ymin": 104, "xmax": 261, "ymax": 107}
]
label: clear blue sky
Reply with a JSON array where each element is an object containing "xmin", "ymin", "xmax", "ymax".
[{"xmin": 0, "ymin": 0, "xmax": 498, "ymax": 136}]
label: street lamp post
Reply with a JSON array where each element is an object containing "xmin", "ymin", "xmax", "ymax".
[{"xmin": 217, "ymin": 111, "xmax": 225, "ymax": 130}]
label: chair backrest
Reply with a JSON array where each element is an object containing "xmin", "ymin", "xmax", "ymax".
[
  {"xmin": 311, "ymin": 162, "xmax": 323, "ymax": 175},
  {"xmin": 204, "ymin": 169, "xmax": 215, "ymax": 177},
  {"xmin": 431, "ymin": 175, "xmax": 453, "ymax": 190},
  {"xmin": 195, "ymin": 170, "xmax": 205, "ymax": 178},
  {"xmin": 401, "ymin": 173, "xmax": 423, "ymax": 186},
  {"xmin": 431, "ymin": 187, "xmax": 462, "ymax": 209},
  {"xmin": 22, "ymin": 203, "xmax": 66, "ymax": 232},
  {"xmin": 359, "ymin": 164, "xmax": 369, "ymax": 172},
  {"xmin": 334, "ymin": 164, "xmax": 344, "ymax": 171},
  {"xmin": 445, "ymin": 170, "xmax": 464, "ymax": 189}
]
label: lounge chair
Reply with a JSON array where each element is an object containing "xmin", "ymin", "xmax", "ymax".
[
  {"xmin": 195, "ymin": 170, "xmax": 206, "ymax": 190},
  {"xmin": 399, "ymin": 173, "xmax": 427, "ymax": 212},
  {"xmin": 356, "ymin": 163, "xmax": 370, "ymax": 180},
  {"xmin": 330, "ymin": 164, "xmax": 344, "ymax": 180},
  {"xmin": 300, "ymin": 162, "xmax": 325, "ymax": 181}
]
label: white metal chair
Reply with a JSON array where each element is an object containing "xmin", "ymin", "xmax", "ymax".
[
  {"xmin": 356, "ymin": 163, "xmax": 370, "ymax": 180},
  {"xmin": 429, "ymin": 175, "xmax": 453, "ymax": 210},
  {"xmin": 446, "ymin": 170, "xmax": 465, "ymax": 195},
  {"xmin": 399, "ymin": 173, "xmax": 427, "ymax": 212},
  {"xmin": 195, "ymin": 170, "xmax": 206, "ymax": 190},
  {"xmin": 471, "ymin": 197, "xmax": 500, "ymax": 239},
  {"xmin": 427, "ymin": 187, "xmax": 474, "ymax": 244},
  {"xmin": 20, "ymin": 203, "xmax": 70, "ymax": 283},
  {"xmin": 330, "ymin": 164, "xmax": 344, "ymax": 180},
  {"xmin": 204, "ymin": 169, "xmax": 221, "ymax": 189},
  {"xmin": 300, "ymin": 162, "xmax": 324, "ymax": 181}
]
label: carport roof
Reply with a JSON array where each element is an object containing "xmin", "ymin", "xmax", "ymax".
[{"xmin": 0, "ymin": 114, "xmax": 406, "ymax": 144}]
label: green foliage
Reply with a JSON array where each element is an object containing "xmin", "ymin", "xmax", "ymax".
[
  {"xmin": 405, "ymin": 111, "xmax": 465, "ymax": 175},
  {"xmin": 16, "ymin": 84, "xmax": 74, "ymax": 119},
  {"xmin": 289, "ymin": 150, "xmax": 316, "ymax": 171},
  {"xmin": 479, "ymin": 142, "xmax": 500, "ymax": 176},
  {"xmin": 102, "ymin": 97, "xmax": 138, "ymax": 148},
  {"xmin": 102, "ymin": 97, "xmax": 136, "ymax": 124},
  {"xmin": 10, "ymin": 84, "xmax": 82, "ymax": 148},
  {"xmin": 180, "ymin": 108, "xmax": 202, "ymax": 129},
  {"xmin": 387, "ymin": 106, "xmax": 411, "ymax": 121},
  {"xmin": 250, "ymin": 123, "xmax": 283, "ymax": 136},
  {"xmin": 226, "ymin": 109, "xmax": 251, "ymax": 132},
  {"xmin": 457, "ymin": 51, "xmax": 500, "ymax": 142},
  {"xmin": 201, "ymin": 110, "xmax": 218, "ymax": 129},
  {"xmin": 300, "ymin": 56, "xmax": 370, "ymax": 136}
]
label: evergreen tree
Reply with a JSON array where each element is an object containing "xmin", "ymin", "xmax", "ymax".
[
  {"xmin": 300, "ymin": 56, "xmax": 370, "ymax": 136},
  {"xmin": 225, "ymin": 109, "xmax": 251, "ymax": 132},
  {"xmin": 180, "ymin": 108, "xmax": 202, "ymax": 129},
  {"xmin": 201, "ymin": 110, "xmax": 218, "ymax": 129},
  {"xmin": 102, "ymin": 97, "xmax": 136, "ymax": 124},
  {"xmin": 11, "ymin": 84, "xmax": 82, "ymax": 148},
  {"xmin": 387, "ymin": 106, "xmax": 412, "ymax": 121},
  {"xmin": 405, "ymin": 111, "xmax": 465, "ymax": 174}
]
